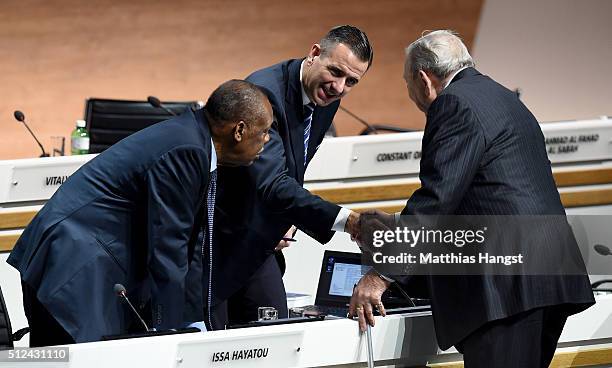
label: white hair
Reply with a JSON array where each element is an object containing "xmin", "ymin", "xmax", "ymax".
[{"xmin": 405, "ymin": 30, "xmax": 474, "ymax": 80}]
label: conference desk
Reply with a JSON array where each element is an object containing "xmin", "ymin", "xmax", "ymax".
[
  {"xmin": 0, "ymin": 295, "xmax": 611, "ymax": 368},
  {"xmin": 0, "ymin": 117, "xmax": 611, "ymax": 366}
]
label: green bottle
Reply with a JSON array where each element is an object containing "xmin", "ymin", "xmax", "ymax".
[{"xmin": 71, "ymin": 120, "xmax": 90, "ymax": 155}]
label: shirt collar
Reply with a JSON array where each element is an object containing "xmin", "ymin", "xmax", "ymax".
[
  {"xmin": 210, "ymin": 138, "xmax": 217, "ymax": 172},
  {"xmin": 299, "ymin": 59, "xmax": 314, "ymax": 106},
  {"xmin": 443, "ymin": 66, "xmax": 469, "ymax": 89}
]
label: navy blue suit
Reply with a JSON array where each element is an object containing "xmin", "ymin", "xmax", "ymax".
[
  {"xmin": 211, "ymin": 59, "xmax": 341, "ymax": 325},
  {"xmin": 8, "ymin": 108, "xmax": 213, "ymax": 343},
  {"xmin": 398, "ymin": 68, "xmax": 594, "ymax": 363}
]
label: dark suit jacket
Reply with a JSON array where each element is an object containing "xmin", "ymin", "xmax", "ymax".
[
  {"xmin": 212, "ymin": 59, "xmax": 341, "ymax": 305},
  {"xmin": 7, "ymin": 109, "xmax": 213, "ymax": 342},
  {"xmin": 0, "ymin": 286, "xmax": 12, "ymax": 349},
  {"xmin": 399, "ymin": 68, "xmax": 594, "ymax": 349}
]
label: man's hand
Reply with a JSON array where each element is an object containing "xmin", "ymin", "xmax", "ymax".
[
  {"xmin": 348, "ymin": 270, "xmax": 391, "ymax": 332},
  {"xmin": 357, "ymin": 209, "xmax": 395, "ymax": 250},
  {"xmin": 344, "ymin": 211, "xmax": 361, "ymax": 241},
  {"xmin": 361, "ymin": 209, "xmax": 395, "ymax": 228},
  {"xmin": 274, "ymin": 225, "xmax": 297, "ymax": 251}
]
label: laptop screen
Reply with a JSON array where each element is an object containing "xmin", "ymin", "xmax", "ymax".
[
  {"xmin": 313, "ymin": 250, "xmax": 431, "ymax": 313},
  {"xmin": 329, "ymin": 262, "xmax": 367, "ymax": 297},
  {"xmin": 315, "ymin": 251, "xmax": 371, "ymax": 307}
]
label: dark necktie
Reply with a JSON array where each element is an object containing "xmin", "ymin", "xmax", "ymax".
[
  {"xmin": 206, "ymin": 169, "xmax": 217, "ymax": 328},
  {"xmin": 303, "ymin": 103, "xmax": 315, "ymax": 166}
]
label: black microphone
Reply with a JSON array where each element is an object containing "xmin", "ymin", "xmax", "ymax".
[
  {"xmin": 13, "ymin": 110, "xmax": 49, "ymax": 157},
  {"xmin": 147, "ymin": 96, "xmax": 177, "ymax": 116},
  {"xmin": 591, "ymin": 245, "xmax": 612, "ymax": 291},
  {"xmin": 338, "ymin": 105, "xmax": 378, "ymax": 135},
  {"xmin": 113, "ymin": 283, "xmax": 150, "ymax": 332},
  {"xmin": 594, "ymin": 244, "xmax": 612, "ymax": 256}
]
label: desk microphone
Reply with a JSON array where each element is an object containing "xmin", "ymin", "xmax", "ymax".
[
  {"xmin": 13, "ymin": 110, "xmax": 49, "ymax": 157},
  {"xmin": 594, "ymin": 244, "xmax": 612, "ymax": 256},
  {"xmin": 591, "ymin": 245, "xmax": 612, "ymax": 291},
  {"xmin": 113, "ymin": 283, "xmax": 150, "ymax": 332},
  {"xmin": 338, "ymin": 105, "xmax": 377, "ymax": 135},
  {"xmin": 147, "ymin": 96, "xmax": 177, "ymax": 116}
]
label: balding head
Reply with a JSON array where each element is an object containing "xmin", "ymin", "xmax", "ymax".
[
  {"xmin": 404, "ymin": 30, "xmax": 474, "ymax": 82},
  {"xmin": 403, "ymin": 30, "xmax": 474, "ymax": 112},
  {"xmin": 206, "ymin": 79, "xmax": 269, "ymax": 129},
  {"xmin": 205, "ymin": 79, "xmax": 273, "ymax": 167}
]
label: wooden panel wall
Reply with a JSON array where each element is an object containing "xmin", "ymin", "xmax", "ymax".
[{"xmin": 0, "ymin": 0, "xmax": 482, "ymax": 159}]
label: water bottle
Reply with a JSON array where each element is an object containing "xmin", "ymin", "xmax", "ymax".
[{"xmin": 71, "ymin": 120, "xmax": 90, "ymax": 155}]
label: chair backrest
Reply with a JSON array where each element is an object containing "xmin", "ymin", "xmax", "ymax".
[
  {"xmin": 0, "ymin": 285, "xmax": 14, "ymax": 350},
  {"xmin": 84, "ymin": 98, "xmax": 197, "ymax": 153}
]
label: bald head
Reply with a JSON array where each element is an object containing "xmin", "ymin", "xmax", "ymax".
[
  {"xmin": 205, "ymin": 79, "xmax": 273, "ymax": 167},
  {"xmin": 404, "ymin": 30, "xmax": 474, "ymax": 82},
  {"xmin": 205, "ymin": 79, "xmax": 269, "ymax": 129}
]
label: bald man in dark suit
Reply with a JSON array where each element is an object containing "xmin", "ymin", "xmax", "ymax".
[{"xmin": 8, "ymin": 80, "xmax": 273, "ymax": 345}]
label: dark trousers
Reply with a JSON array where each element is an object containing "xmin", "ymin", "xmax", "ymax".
[
  {"xmin": 21, "ymin": 283, "xmax": 74, "ymax": 347},
  {"xmin": 211, "ymin": 254, "xmax": 288, "ymax": 329},
  {"xmin": 456, "ymin": 306, "xmax": 568, "ymax": 368}
]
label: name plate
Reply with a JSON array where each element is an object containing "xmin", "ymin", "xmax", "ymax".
[
  {"xmin": 307, "ymin": 117, "xmax": 612, "ymax": 181},
  {"xmin": 0, "ymin": 155, "xmax": 93, "ymax": 204},
  {"xmin": 542, "ymin": 121, "xmax": 612, "ymax": 163},
  {"xmin": 349, "ymin": 137, "xmax": 422, "ymax": 179},
  {"xmin": 175, "ymin": 331, "xmax": 303, "ymax": 368}
]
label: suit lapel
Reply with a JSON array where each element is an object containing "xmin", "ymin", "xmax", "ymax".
[{"xmin": 285, "ymin": 59, "xmax": 307, "ymax": 181}]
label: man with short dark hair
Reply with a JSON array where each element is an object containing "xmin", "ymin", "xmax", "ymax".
[
  {"xmin": 211, "ymin": 25, "xmax": 372, "ymax": 328},
  {"xmin": 349, "ymin": 31, "xmax": 594, "ymax": 368},
  {"xmin": 7, "ymin": 79, "xmax": 273, "ymax": 346}
]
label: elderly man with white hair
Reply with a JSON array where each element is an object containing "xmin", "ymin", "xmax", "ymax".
[{"xmin": 349, "ymin": 30, "xmax": 594, "ymax": 368}]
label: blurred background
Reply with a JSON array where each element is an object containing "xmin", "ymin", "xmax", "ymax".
[{"xmin": 1, "ymin": 0, "xmax": 610, "ymax": 159}]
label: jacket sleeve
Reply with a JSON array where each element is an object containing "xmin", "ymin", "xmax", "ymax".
[
  {"xmin": 402, "ymin": 94, "xmax": 486, "ymax": 216},
  {"xmin": 144, "ymin": 147, "xmax": 208, "ymax": 330},
  {"xmin": 251, "ymin": 122, "xmax": 340, "ymax": 244}
]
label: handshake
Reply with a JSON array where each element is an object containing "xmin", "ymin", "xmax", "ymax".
[{"xmin": 344, "ymin": 209, "xmax": 396, "ymax": 249}]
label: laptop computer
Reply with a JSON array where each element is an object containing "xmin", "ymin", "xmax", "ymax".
[{"xmin": 299, "ymin": 250, "xmax": 430, "ymax": 318}]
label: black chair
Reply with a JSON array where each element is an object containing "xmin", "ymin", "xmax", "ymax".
[
  {"xmin": 84, "ymin": 98, "xmax": 198, "ymax": 153},
  {"xmin": 0, "ymin": 285, "xmax": 29, "ymax": 350}
]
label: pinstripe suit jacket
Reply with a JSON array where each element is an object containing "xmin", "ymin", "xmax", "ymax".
[{"xmin": 399, "ymin": 68, "xmax": 594, "ymax": 349}]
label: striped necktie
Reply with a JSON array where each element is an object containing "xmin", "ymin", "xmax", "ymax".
[
  {"xmin": 206, "ymin": 169, "xmax": 217, "ymax": 329},
  {"xmin": 303, "ymin": 102, "xmax": 315, "ymax": 166}
]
